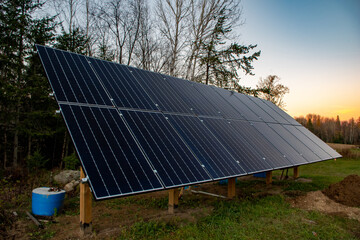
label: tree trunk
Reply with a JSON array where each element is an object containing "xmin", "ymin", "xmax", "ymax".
[
  {"xmin": 13, "ymin": 103, "xmax": 20, "ymax": 168},
  {"xmin": 27, "ymin": 135, "xmax": 32, "ymax": 160},
  {"xmin": 60, "ymin": 131, "xmax": 68, "ymax": 169},
  {"xmin": 4, "ymin": 128, "xmax": 7, "ymax": 169}
]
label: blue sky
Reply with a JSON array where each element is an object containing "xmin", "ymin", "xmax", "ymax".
[{"xmin": 239, "ymin": 0, "xmax": 360, "ymax": 120}]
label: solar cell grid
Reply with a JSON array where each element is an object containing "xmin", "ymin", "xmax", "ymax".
[
  {"xmin": 249, "ymin": 97, "xmax": 290, "ymax": 125},
  {"xmin": 211, "ymin": 87, "xmax": 261, "ymax": 122},
  {"xmin": 228, "ymin": 120, "xmax": 293, "ymax": 169},
  {"xmin": 36, "ymin": 45, "xmax": 341, "ymax": 200},
  {"xmin": 60, "ymin": 104, "xmax": 163, "ymax": 199},
  {"xmin": 235, "ymin": 93, "xmax": 277, "ymax": 123},
  {"xmin": 88, "ymin": 58, "xmax": 157, "ymax": 110},
  {"xmin": 121, "ymin": 111, "xmax": 212, "ymax": 187},
  {"xmin": 283, "ymin": 125, "xmax": 332, "ymax": 160},
  {"xmin": 129, "ymin": 67, "xmax": 193, "ymax": 114},
  {"xmin": 295, "ymin": 126, "xmax": 342, "ymax": 159},
  {"xmin": 262, "ymin": 100, "xmax": 301, "ymax": 126},
  {"xmin": 201, "ymin": 117, "xmax": 273, "ymax": 173},
  {"xmin": 166, "ymin": 114, "xmax": 246, "ymax": 179},
  {"xmin": 268, "ymin": 123, "xmax": 321, "ymax": 163},
  {"xmin": 252, "ymin": 122, "xmax": 308, "ymax": 165},
  {"xmin": 166, "ymin": 77, "xmax": 222, "ymax": 117},
  {"xmin": 193, "ymin": 83, "xmax": 244, "ymax": 120}
]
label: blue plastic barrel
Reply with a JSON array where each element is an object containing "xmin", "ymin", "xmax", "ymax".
[
  {"xmin": 32, "ymin": 187, "xmax": 66, "ymax": 216},
  {"xmin": 253, "ymin": 172, "xmax": 267, "ymax": 178},
  {"xmin": 219, "ymin": 179, "xmax": 238, "ymax": 185}
]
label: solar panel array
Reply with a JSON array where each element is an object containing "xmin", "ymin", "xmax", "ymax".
[{"xmin": 37, "ymin": 45, "xmax": 341, "ymax": 200}]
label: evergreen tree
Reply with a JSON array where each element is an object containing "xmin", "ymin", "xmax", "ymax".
[
  {"xmin": 0, "ymin": 0, "xmax": 57, "ymax": 168},
  {"xmin": 55, "ymin": 27, "xmax": 89, "ymax": 54},
  {"xmin": 198, "ymin": 8, "xmax": 260, "ymax": 90}
]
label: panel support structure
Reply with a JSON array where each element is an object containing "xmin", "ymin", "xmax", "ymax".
[
  {"xmin": 80, "ymin": 167, "xmax": 92, "ymax": 235},
  {"xmin": 266, "ymin": 171, "xmax": 273, "ymax": 185},
  {"xmin": 227, "ymin": 178, "xmax": 236, "ymax": 199},
  {"xmin": 293, "ymin": 166, "xmax": 300, "ymax": 179},
  {"xmin": 168, "ymin": 188, "xmax": 179, "ymax": 214}
]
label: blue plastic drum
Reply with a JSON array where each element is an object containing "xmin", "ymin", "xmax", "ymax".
[{"xmin": 32, "ymin": 187, "xmax": 66, "ymax": 216}]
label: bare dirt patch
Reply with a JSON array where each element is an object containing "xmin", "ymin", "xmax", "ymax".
[
  {"xmin": 323, "ymin": 174, "xmax": 360, "ymax": 207},
  {"xmin": 289, "ymin": 191, "xmax": 360, "ymax": 222}
]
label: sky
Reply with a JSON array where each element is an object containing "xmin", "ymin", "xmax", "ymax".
[{"xmin": 238, "ymin": 0, "xmax": 360, "ymax": 121}]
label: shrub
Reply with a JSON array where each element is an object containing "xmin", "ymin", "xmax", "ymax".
[
  {"xmin": 63, "ymin": 153, "xmax": 79, "ymax": 170},
  {"xmin": 27, "ymin": 150, "xmax": 48, "ymax": 173}
]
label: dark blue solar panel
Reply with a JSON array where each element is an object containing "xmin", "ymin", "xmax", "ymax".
[
  {"xmin": 295, "ymin": 126, "xmax": 341, "ymax": 159},
  {"xmin": 268, "ymin": 123, "xmax": 321, "ymax": 163},
  {"xmin": 166, "ymin": 77, "xmax": 222, "ymax": 117},
  {"xmin": 166, "ymin": 114, "xmax": 246, "ymax": 179},
  {"xmin": 60, "ymin": 104, "xmax": 163, "ymax": 199},
  {"xmin": 192, "ymin": 83, "xmax": 244, "ymax": 120},
  {"xmin": 262, "ymin": 100, "xmax": 301, "ymax": 126},
  {"xmin": 88, "ymin": 58, "xmax": 158, "ymax": 110},
  {"xmin": 37, "ymin": 45, "xmax": 112, "ymax": 106},
  {"xmin": 211, "ymin": 87, "xmax": 261, "ymax": 122},
  {"xmin": 283, "ymin": 125, "xmax": 332, "ymax": 160},
  {"xmin": 228, "ymin": 120, "xmax": 293, "ymax": 169},
  {"xmin": 235, "ymin": 93, "xmax": 277, "ymax": 123},
  {"xmin": 249, "ymin": 97, "xmax": 290, "ymax": 124},
  {"xmin": 200, "ymin": 118, "xmax": 273, "ymax": 173},
  {"xmin": 121, "ymin": 111, "xmax": 212, "ymax": 187},
  {"xmin": 128, "ymin": 67, "xmax": 193, "ymax": 114},
  {"xmin": 252, "ymin": 122, "xmax": 308, "ymax": 165},
  {"xmin": 37, "ymin": 45, "xmax": 341, "ymax": 200}
]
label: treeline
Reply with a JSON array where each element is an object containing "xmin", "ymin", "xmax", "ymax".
[
  {"xmin": 0, "ymin": 0, "xmax": 262, "ymax": 171},
  {"xmin": 295, "ymin": 114, "xmax": 360, "ymax": 145}
]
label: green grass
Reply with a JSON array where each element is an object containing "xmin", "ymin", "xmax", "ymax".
[
  {"xmin": 116, "ymin": 157, "xmax": 360, "ymax": 240},
  {"xmin": 118, "ymin": 196, "xmax": 359, "ymax": 240},
  {"xmin": 272, "ymin": 158, "xmax": 360, "ymax": 192},
  {"xmin": 174, "ymin": 196, "xmax": 359, "ymax": 240}
]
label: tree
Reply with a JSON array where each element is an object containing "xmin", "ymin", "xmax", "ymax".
[
  {"xmin": 0, "ymin": 0, "xmax": 57, "ymax": 168},
  {"xmin": 256, "ymin": 75, "xmax": 289, "ymax": 110},
  {"xmin": 185, "ymin": 0, "xmax": 242, "ymax": 81},
  {"xmin": 55, "ymin": 27, "xmax": 89, "ymax": 54},
  {"xmin": 156, "ymin": 0, "xmax": 190, "ymax": 76},
  {"xmin": 198, "ymin": 7, "xmax": 261, "ymax": 88}
]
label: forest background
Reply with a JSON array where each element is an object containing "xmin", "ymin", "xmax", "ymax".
[{"xmin": 1, "ymin": 0, "xmax": 359, "ymax": 172}]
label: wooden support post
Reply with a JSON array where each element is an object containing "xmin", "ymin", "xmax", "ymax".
[
  {"xmin": 168, "ymin": 188, "xmax": 179, "ymax": 214},
  {"xmin": 266, "ymin": 171, "xmax": 273, "ymax": 185},
  {"xmin": 293, "ymin": 166, "xmax": 299, "ymax": 179},
  {"xmin": 80, "ymin": 167, "xmax": 92, "ymax": 235},
  {"xmin": 227, "ymin": 178, "xmax": 236, "ymax": 199}
]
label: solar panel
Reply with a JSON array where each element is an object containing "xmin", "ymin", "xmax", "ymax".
[
  {"xmin": 251, "ymin": 122, "xmax": 308, "ymax": 165},
  {"xmin": 166, "ymin": 114, "xmax": 246, "ymax": 179},
  {"xmin": 121, "ymin": 110, "xmax": 212, "ymax": 187},
  {"xmin": 36, "ymin": 45, "xmax": 341, "ymax": 200},
  {"xmin": 60, "ymin": 104, "xmax": 163, "ymax": 199}
]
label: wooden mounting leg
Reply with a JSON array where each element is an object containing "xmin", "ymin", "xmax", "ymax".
[
  {"xmin": 168, "ymin": 188, "xmax": 179, "ymax": 214},
  {"xmin": 80, "ymin": 167, "xmax": 92, "ymax": 235},
  {"xmin": 227, "ymin": 178, "xmax": 236, "ymax": 199},
  {"xmin": 293, "ymin": 166, "xmax": 299, "ymax": 179},
  {"xmin": 266, "ymin": 171, "xmax": 273, "ymax": 185}
]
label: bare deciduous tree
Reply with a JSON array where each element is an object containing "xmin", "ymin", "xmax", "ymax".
[
  {"xmin": 257, "ymin": 75, "xmax": 289, "ymax": 110},
  {"xmin": 185, "ymin": 0, "xmax": 242, "ymax": 81},
  {"xmin": 156, "ymin": 0, "xmax": 190, "ymax": 76}
]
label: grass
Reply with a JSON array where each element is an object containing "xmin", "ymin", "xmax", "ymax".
[
  {"xmin": 1, "ymin": 149, "xmax": 359, "ymax": 239},
  {"xmin": 272, "ymin": 157, "xmax": 360, "ymax": 192},
  {"xmin": 173, "ymin": 196, "xmax": 359, "ymax": 240},
  {"xmin": 118, "ymin": 195, "xmax": 359, "ymax": 240},
  {"xmin": 116, "ymin": 157, "xmax": 360, "ymax": 240}
]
